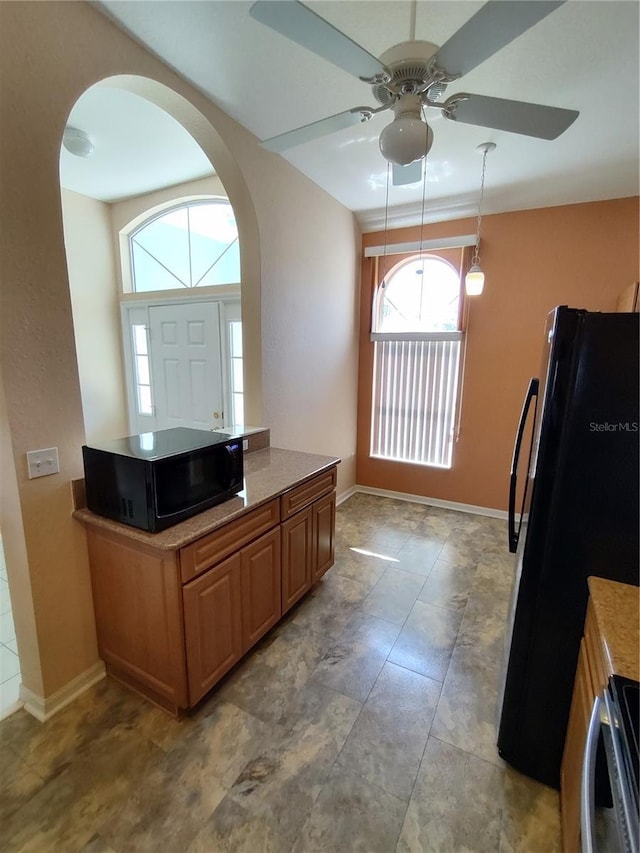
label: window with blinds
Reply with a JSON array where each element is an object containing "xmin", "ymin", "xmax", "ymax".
[{"xmin": 370, "ymin": 254, "xmax": 463, "ymax": 469}]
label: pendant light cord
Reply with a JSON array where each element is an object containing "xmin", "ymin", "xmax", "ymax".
[
  {"xmin": 381, "ymin": 160, "xmax": 391, "ymax": 287},
  {"xmin": 418, "ymin": 107, "xmax": 429, "ymax": 256},
  {"xmin": 472, "ymin": 147, "xmax": 489, "ymax": 267}
]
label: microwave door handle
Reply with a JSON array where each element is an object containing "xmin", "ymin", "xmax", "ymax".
[
  {"xmin": 581, "ymin": 695, "xmax": 605, "ymax": 853},
  {"xmin": 508, "ymin": 377, "xmax": 539, "ymax": 553},
  {"xmin": 224, "ymin": 444, "xmax": 239, "ymax": 486}
]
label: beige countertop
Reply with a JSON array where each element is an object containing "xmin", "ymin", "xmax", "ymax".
[
  {"xmin": 74, "ymin": 446, "xmax": 340, "ymax": 551},
  {"xmin": 588, "ymin": 576, "xmax": 639, "ymax": 682}
]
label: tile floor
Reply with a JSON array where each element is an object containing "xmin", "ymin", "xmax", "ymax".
[
  {"xmin": 0, "ymin": 535, "xmax": 22, "ymax": 717},
  {"xmin": 0, "ymin": 494, "xmax": 562, "ymax": 852}
]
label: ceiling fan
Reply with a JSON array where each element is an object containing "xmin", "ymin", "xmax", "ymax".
[{"xmin": 249, "ymin": 0, "xmax": 579, "ymax": 185}]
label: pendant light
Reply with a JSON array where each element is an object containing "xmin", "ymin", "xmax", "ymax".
[{"xmin": 465, "ymin": 142, "xmax": 495, "ymax": 296}]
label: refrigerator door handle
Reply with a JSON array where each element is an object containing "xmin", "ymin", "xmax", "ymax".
[{"xmin": 508, "ymin": 377, "xmax": 539, "ymax": 553}]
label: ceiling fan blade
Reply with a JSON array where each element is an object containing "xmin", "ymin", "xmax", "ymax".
[
  {"xmin": 392, "ymin": 161, "xmax": 423, "ymax": 186},
  {"xmin": 434, "ymin": 1, "xmax": 565, "ymax": 79},
  {"xmin": 261, "ymin": 109, "xmax": 367, "ymax": 153},
  {"xmin": 444, "ymin": 94, "xmax": 579, "ymax": 140},
  {"xmin": 249, "ymin": 0, "xmax": 387, "ymax": 81}
]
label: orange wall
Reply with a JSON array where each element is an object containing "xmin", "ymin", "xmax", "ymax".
[{"xmin": 357, "ymin": 197, "xmax": 640, "ymax": 511}]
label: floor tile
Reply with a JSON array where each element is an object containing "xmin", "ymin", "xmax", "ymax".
[
  {"xmin": 5, "ymin": 638, "xmax": 18, "ymax": 655},
  {"xmin": 0, "ymin": 744, "xmax": 44, "ymax": 824},
  {"xmin": 0, "ymin": 645, "xmax": 20, "ymax": 683},
  {"xmin": 500, "ymin": 766, "xmax": 562, "ymax": 853},
  {"xmin": 0, "ymin": 675, "xmax": 21, "ymax": 720},
  {"xmin": 292, "ymin": 572, "xmax": 369, "ymax": 639},
  {"xmin": 0, "ymin": 578, "xmax": 11, "ymax": 616},
  {"xmin": 0, "ymin": 611, "xmax": 15, "ymax": 644},
  {"xmin": 429, "ymin": 644, "xmax": 505, "ymax": 767},
  {"xmin": 360, "ymin": 568, "xmax": 426, "ymax": 626},
  {"xmin": 312, "ymin": 611, "xmax": 400, "ymax": 702},
  {"xmin": 0, "ymin": 722, "xmax": 159, "ymax": 852},
  {"xmin": 188, "ymin": 795, "xmax": 291, "ymax": 853},
  {"xmin": 418, "ymin": 555, "xmax": 477, "ymax": 611},
  {"xmin": 224, "ymin": 714, "xmax": 349, "ymax": 846},
  {"xmin": 292, "ymin": 763, "xmax": 406, "ymax": 853},
  {"xmin": 388, "ymin": 599, "xmax": 463, "ymax": 681},
  {"xmin": 397, "ymin": 736, "xmax": 504, "ymax": 853},
  {"xmin": 337, "ymin": 661, "xmax": 441, "ymax": 801},
  {"xmin": 393, "ymin": 535, "xmax": 444, "ymax": 577},
  {"xmin": 331, "ymin": 545, "xmax": 394, "ymax": 593},
  {"xmin": 98, "ymin": 729, "xmax": 228, "ymax": 852}
]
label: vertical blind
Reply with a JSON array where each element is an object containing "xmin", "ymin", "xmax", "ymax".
[{"xmin": 370, "ymin": 338, "xmax": 461, "ymax": 468}]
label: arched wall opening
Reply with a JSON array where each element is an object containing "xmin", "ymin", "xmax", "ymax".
[
  {"xmin": 60, "ymin": 76, "xmax": 262, "ymax": 444},
  {"xmin": 0, "ymin": 60, "xmax": 262, "ymax": 715}
]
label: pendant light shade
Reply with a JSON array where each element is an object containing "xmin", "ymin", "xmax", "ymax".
[
  {"xmin": 465, "ymin": 142, "xmax": 495, "ymax": 297},
  {"xmin": 465, "ymin": 264, "xmax": 485, "ymax": 296}
]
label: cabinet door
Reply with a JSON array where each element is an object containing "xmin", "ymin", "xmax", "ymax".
[
  {"xmin": 312, "ymin": 491, "xmax": 336, "ymax": 582},
  {"xmin": 241, "ymin": 528, "xmax": 281, "ymax": 652},
  {"xmin": 183, "ymin": 552, "xmax": 243, "ymax": 705},
  {"xmin": 281, "ymin": 505, "xmax": 313, "ymax": 614}
]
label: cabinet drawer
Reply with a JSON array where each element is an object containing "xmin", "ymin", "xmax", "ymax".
[
  {"xmin": 280, "ymin": 468, "xmax": 337, "ymax": 520},
  {"xmin": 180, "ymin": 499, "xmax": 280, "ymax": 584}
]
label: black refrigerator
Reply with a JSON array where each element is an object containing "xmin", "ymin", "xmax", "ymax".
[{"xmin": 497, "ymin": 306, "xmax": 639, "ymax": 789}]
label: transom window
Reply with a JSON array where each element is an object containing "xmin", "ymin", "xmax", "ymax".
[
  {"xmin": 374, "ymin": 256, "xmax": 461, "ymax": 334},
  {"xmin": 371, "ymin": 252, "xmax": 464, "ymax": 469},
  {"xmin": 129, "ymin": 200, "xmax": 240, "ymax": 293}
]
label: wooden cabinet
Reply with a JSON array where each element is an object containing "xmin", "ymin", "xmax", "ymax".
[
  {"xmin": 84, "ymin": 465, "xmax": 338, "ymax": 715},
  {"xmin": 183, "ymin": 553, "xmax": 243, "ymax": 705}
]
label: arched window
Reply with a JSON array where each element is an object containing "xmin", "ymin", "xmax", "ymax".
[
  {"xmin": 371, "ymin": 253, "xmax": 464, "ymax": 469},
  {"xmin": 374, "ymin": 255, "xmax": 461, "ymax": 334},
  {"xmin": 129, "ymin": 199, "xmax": 239, "ymax": 292}
]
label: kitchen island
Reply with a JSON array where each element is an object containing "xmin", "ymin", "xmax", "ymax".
[{"xmin": 74, "ymin": 447, "xmax": 340, "ymax": 716}]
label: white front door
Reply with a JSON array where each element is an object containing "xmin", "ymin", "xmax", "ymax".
[{"xmin": 149, "ymin": 302, "xmax": 224, "ymax": 431}]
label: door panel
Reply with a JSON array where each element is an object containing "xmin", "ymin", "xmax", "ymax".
[
  {"xmin": 241, "ymin": 528, "xmax": 281, "ymax": 652},
  {"xmin": 149, "ymin": 302, "xmax": 223, "ymax": 431},
  {"xmin": 183, "ymin": 552, "xmax": 243, "ymax": 705},
  {"xmin": 282, "ymin": 506, "xmax": 312, "ymax": 613}
]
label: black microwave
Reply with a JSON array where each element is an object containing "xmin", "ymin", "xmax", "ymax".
[{"xmin": 82, "ymin": 428, "xmax": 243, "ymax": 532}]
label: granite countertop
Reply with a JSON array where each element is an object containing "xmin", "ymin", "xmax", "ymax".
[
  {"xmin": 588, "ymin": 576, "xmax": 639, "ymax": 682},
  {"xmin": 74, "ymin": 446, "xmax": 340, "ymax": 552}
]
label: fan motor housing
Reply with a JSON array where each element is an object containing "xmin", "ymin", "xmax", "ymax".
[{"xmin": 372, "ymin": 40, "xmax": 441, "ymax": 105}]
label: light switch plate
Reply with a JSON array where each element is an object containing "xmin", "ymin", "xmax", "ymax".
[
  {"xmin": 26, "ymin": 447, "xmax": 60, "ymax": 479},
  {"xmin": 243, "ymin": 439, "xmax": 249, "ymax": 451}
]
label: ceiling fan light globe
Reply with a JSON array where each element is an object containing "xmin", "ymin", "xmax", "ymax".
[
  {"xmin": 465, "ymin": 265, "xmax": 485, "ymax": 296},
  {"xmin": 379, "ymin": 116, "xmax": 432, "ymax": 166}
]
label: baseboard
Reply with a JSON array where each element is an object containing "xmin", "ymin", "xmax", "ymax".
[
  {"xmin": 20, "ymin": 661, "xmax": 106, "ymax": 722},
  {"xmin": 352, "ymin": 485, "xmax": 508, "ymax": 520},
  {"xmin": 336, "ymin": 485, "xmax": 358, "ymax": 506}
]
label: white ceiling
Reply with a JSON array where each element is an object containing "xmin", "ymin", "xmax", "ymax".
[{"xmin": 66, "ymin": 1, "xmax": 638, "ymax": 226}]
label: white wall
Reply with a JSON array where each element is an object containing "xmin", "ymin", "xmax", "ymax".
[{"xmin": 62, "ymin": 188, "xmax": 128, "ymax": 443}]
